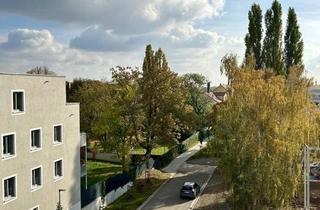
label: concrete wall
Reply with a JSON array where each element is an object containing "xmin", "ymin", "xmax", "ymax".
[
  {"xmin": 87, "ymin": 152, "xmax": 121, "ymax": 163},
  {"xmin": 81, "ymin": 182, "xmax": 133, "ymax": 210},
  {"xmin": 0, "ymin": 73, "xmax": 81, "ymax": 210}
]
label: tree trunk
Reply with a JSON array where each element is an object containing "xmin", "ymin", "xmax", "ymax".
[{"xmin": 145, "ymin": 143, "xmax": 152, "ymax": 183}]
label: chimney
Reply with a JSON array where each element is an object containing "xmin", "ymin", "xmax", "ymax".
[{"xmin": 207, "ymin": 82, "xmax": 210, "ymax": 93}]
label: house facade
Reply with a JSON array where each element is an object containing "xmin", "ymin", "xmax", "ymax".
[
  {"xmin": 0, "ymin": 73, "xmax": 81, "ymax": 210},
  {"xmin": 211, "ymin": 84, "xmax": 228, "ymax": 102},
  {"xmin": 309, "ymin": 86, "xmax": 320, "ymax": 105},
  {"xmin": 205, "ymin": 83, "xmax": 228, "ymax": 104}
]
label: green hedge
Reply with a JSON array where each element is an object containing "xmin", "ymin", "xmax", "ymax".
[{"xmin": 153, "ymin": 132, "xmax": 199, "ymax": 169}]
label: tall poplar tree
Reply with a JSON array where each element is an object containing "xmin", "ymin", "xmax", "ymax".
[
  {"xmin": 244, "ymin": 3, "xmax": 263, "ymax": 69},
  {"xmin": 262, "ymin": 0, "xmax": 285, "ymax": 75},
  {"xmin": 139, "ymin": 45, "xmax": 187, "ymax": 158},
  {"xmin": 284, "ymin": 7, "xmax": 304, "ymax": 73}
]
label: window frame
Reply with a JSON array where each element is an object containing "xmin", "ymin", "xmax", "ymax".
[
  {"xmin": 2, "ymin": 174, "xmax": 17, "ymax": 204},
  {"xmin": 53, "ymin": 158, "xmax": 63, "ymax": 181},
  {"xmin": 30, "ymin": 165, "xmax": 43, "ymax": 192},
  {"xmin": 29, "ymin": 205, "xmax": 40, "ymax": 210},
  {"xmin": 11, "ymin": 90, "xmax": 25, "ymax": 115},
  {"xmin": 53, "ymin": 124, "xmax": 63, "ymax": 145},
  {"xmin": 30, "ymin": 128, "xmax": 42, "ymax": 152},
  {"xmin": 2, "ymin": 132, "xmax": 16, "ymax": 160}
]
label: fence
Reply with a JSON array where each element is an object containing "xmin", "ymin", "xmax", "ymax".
[
  {"xmin": 87, "ymin": 152, "xmax": 121, "ymax": 163},
  {"xmin": 153, "ymin": 132, "xmax": 199, "ymax": 169},
  {"xmin": 81, "ymin": 131, "xmax": 202, "ymax": 209},
  {"xmin": 81, "ymin": 158, "xmax": 154, "ymax": 209}
]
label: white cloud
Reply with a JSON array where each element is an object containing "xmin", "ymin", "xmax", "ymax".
[
  {"xmin": 0, "ymin": 28, "xmax": 115, "ymax": 79},
  {"xmin": 0, "ymin": 0, "xmax": 225, "ymax": 34},
  {"xmin": 70, "ymin": 24, "xmax": 224, "ymax": 51},
  {"xmin": 0, "ymin": 27, "xmax": 243, "ymax": 84},
  {"xmin": 2, "ymin": 29, "xmax": 54, "ymax": 49},
  {"xmin": 0, "ymin": 0, "xmax": 248, "ymax": 84}
]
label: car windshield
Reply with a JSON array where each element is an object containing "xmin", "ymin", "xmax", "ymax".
[{"xmin": 182, "ymin": 186, "xmax": 193, "ymax": 190}]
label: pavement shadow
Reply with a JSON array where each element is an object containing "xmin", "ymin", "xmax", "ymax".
[
  {"xmin": 142, "ymin": 163, "xmax": 214, "ymax": 210},
  {"xmin": 194, "ymin": 201, "xmax": 229, "ymax": 210},
  {"xmin": 163, "ymin": 148, "xmax": 200, "ymax": 173}
]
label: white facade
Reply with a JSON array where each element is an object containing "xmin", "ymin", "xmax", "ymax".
[{"xmin": 0, "ymin": 73, "xmax": 81, "ymax": 210}]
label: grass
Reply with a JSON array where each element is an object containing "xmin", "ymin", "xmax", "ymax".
[
  {"xmin": 188, "ymin": 147, "xmax": 211, "ymax": 161},
  {"xmin": 104, "ymin": 169, "xmax": 170, "ymax": 210},
  {"xmin": 86, "ymin": 160, "xmax": 123, "ymax": 186},
  {"xmin": 131, "ymin": 146, "xmax": 170, "ymax": 155}
]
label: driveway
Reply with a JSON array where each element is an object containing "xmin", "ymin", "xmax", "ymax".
[{"xmin": 140, "ymin": 160, "xmax": 215, "ymax": 210}]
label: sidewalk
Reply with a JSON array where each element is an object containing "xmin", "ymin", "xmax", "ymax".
[
  {"xmin": 137, "ymin": 141, "xmax": 209, "ymax": 210},
  {"xmin": 162, "ymin": 141, "xmax": 207, "ymax": 173}
]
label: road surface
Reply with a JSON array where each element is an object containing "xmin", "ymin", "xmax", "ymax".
[{"xmin": 141, "ymin": 161, "xmax": 215, "ymax": 210}]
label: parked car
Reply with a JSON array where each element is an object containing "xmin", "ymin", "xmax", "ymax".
[{"xmin": 180, "ymin": 182, "xmax": 201, "ymax": 199}]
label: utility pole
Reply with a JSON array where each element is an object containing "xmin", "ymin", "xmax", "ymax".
[
  {"xmin": 303, "ymin": 145, "xmax": 310, "ymax": 209},
  {"xmin": 57, "ymin": 189, "xmax": 66, "ymax": 210}
]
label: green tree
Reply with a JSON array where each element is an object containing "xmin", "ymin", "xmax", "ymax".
[
  {"xmin": 244, "ymin": 3, "xmax": 263, "ymax": 69},
  {"xmin": 182, "ymin": 73, "xmax": 211, "ymax": 129},
  {"xmin": 139, "ymin": 45, "xmax": 188, "ymax": 158},
  {"xmin": 284, "ymin": 7, "xmax": 304, "ymax": 74},
  {"xmin": 262, "ymin": 0, "xmax": 285, "ymax": 75},
  {"xmin": 220, "ymin": 54, "xmax": 239, "ymax": 85},
  {"xmin": 209, "ymin": 58, "xmax": 319, "ymax": 209},
  {"xmin": 93, "ymin": 67, "xmax": 142, "ymax": 171},
  {"xmin": 67, "ymin": 79, "xmax": 110, "ymax": 138}
]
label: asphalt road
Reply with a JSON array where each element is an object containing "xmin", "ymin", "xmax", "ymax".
[{"xmin": 140, "ymin": 162, "xmax": 215, "ymax": 210}]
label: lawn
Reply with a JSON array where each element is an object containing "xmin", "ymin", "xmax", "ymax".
[
  {"xmin": 86, "ymin": 160, "xmax": 123, "ymax": 186},
  {"xmin": 188, "ymin": 147, "xmax": 211, "ymax": 160},
  {"xmin": 131, "ymin": 146, "xmax": 170, "ymax": 155},
  {"xmin": 104, "ymin": 169, "xmax": 170, "ymax": 210}
]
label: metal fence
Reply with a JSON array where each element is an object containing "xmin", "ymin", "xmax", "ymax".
[{"xmin": 81, "ymin": 158, "xmax": 154, "ymax": 208}]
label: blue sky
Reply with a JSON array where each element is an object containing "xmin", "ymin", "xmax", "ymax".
[{"xmin": 0, "ymin": 0, "xmax": 318, "ymax": 84}]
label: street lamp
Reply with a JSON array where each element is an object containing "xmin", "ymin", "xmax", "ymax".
[{"xmin": 57, "ymin": 189, "xmax": 66, "ymax": 210}]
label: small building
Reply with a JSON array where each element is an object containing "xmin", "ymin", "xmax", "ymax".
[
  {"xmin": 211, "ymin": 84, "xmax": 228, "ymax": 102},
  {"xmin": 205, "ymin": 83, "xmax": 228, "ymax": 104},
  {"xmin": 0, "ymin": 73, "xmax": 81, "ymax": 210},
  {"xmin": 309, "ymin": 86, "xmax": 320, "ymax": 105}
]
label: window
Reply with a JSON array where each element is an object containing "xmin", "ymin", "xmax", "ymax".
[
  {"xmin": 3, "ymin": 175, "xmax": 17, "ymax": 203},
  {"xmin": 53, "ymin": 125, "xmax": 62, "ymax": 144},
  {"xmin": 30, "ymin": 129, "xmax": 41, "ymax": 151},
  {"xmin": 54, "ymin": 159, "xmax": 63, "ymax": 179},
  {"xmin": 31, "ymin": 167, "xmax": 42, "ymax": 190},
  {"xmin": 12, "ymin": 90, "xmax": 24, "ymax": 113},
  {"xmin": 2, "ymin": 133, "xmax": 15, "ymax": 159}
]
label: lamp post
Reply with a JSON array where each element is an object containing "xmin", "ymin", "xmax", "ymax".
[{"xmin": 57, "ymin": 189, "xmax": 66, "ymax": 210}]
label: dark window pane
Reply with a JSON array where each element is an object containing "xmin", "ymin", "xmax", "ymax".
[
  {"xmin": 54, "ymin": 126, "xmax": 62, "ymax": 142},
  {"xmin": 13, "ymin": 92, "xmax": 24, "ymax": 112}
]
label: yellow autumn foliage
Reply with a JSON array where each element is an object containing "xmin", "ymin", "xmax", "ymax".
[{"xmin": 209, "ymin": 58, "xmax": 320, "ymax": 209}]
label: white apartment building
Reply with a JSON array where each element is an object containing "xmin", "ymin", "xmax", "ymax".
[{"xmin": 0, "ymin": 73, "xmax": 81, "ymax": 210}]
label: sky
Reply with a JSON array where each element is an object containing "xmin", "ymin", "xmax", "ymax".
[{"xmin": 0, "ymin": 0, "xmax": 319, "ymax": 85}]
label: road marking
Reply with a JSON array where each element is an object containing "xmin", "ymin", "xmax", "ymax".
[{"xmin": 188, "ymin": 166, "xmax": 216, "ymax": 210}]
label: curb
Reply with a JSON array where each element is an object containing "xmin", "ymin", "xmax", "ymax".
[
  {"xmin": 188, "ymin": 166, "xmax": 216, "ymax": 210},
  {"xmin": 136, "ymin": 172, "xmax": 176, "ymax": 210}
]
